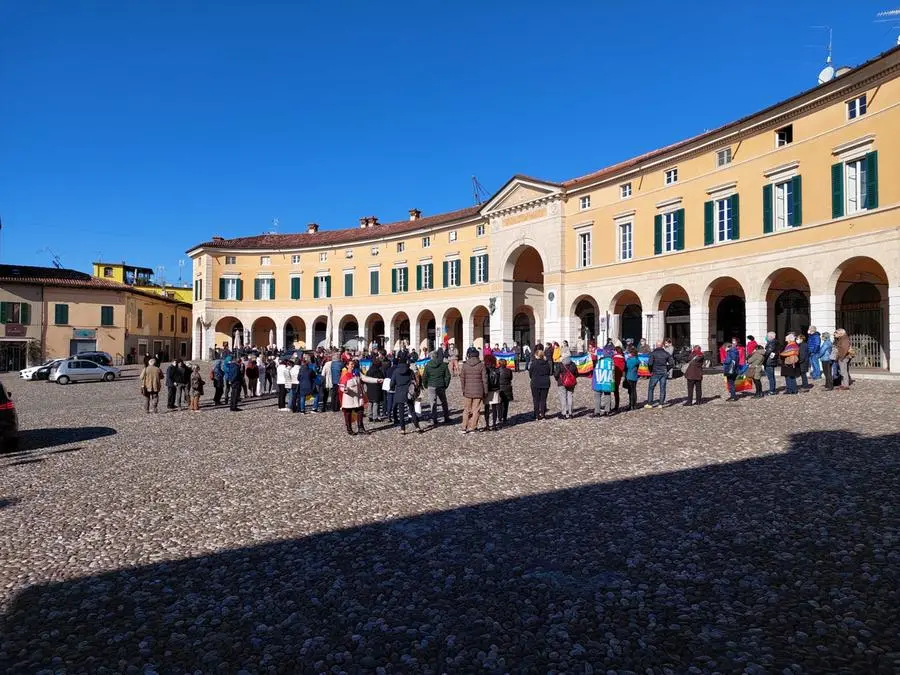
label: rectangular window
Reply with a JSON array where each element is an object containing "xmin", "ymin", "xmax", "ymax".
[
  {"xmin": 291, "ymin": 255, "xmax": 301, "ymax": 264},
  {"xmin": 170, "ymin": 315, "xmax": 175, "ymax": 332},
  {"xmin": 663, "ymin": 212, "xmax": 677, "ymax": 252},
  {"xmin": 225, "ymin": 256, "xmax": 236, "ymax": 265},
  {"xmin": 665, "ymin": 168, "xmax": 678, "ymax": 185},
  {"xmin": 715, "ymin": 197, "xmax": 733, "ymax": 242},
  {"xmin": 260, "ymin": 256, "xmax": 271, "ymax": 266},
  {"xmin": 101, "ymin": 305, "xmax": 114, "ymax": 326},
  {"xmin": 158, "ymin": 313, "xmax": 163, "ymax": 331},
  {"xmin": 290, "ymin": 276, "xmax": 301, "ymax": 299},
  {"xmin": 774, "ymin": 179, "xmax": 794, "ymax": 230},
  {"xmin": 370, "ymin": 246, "xmax": 379, "ymax": 256},
  {"xmin": 579, "ymin": 195, "xmax": 591, "ymax": 210},
  {"xmin": 345, "ymin": 249, "xmax": 353, "ymax": 259},
  {"xmin": 475, "ymin": 255, "xmax": 488, "ymax": 284},
  {"xmin": 578, "ymin": 231, "xmax": 591, "ymax": 268},
  {"xmin": 181, "ymin": 316, "xmax": 188, "ymax": 333},
  {"xmin": 256, "ymin": 277, "xmax": 274, "ymax": 300},
  {"xmin": 319, "ymin": 252, "xmax": 328, "ymax": 263},
  {"xmin": 845, "ymin": 158, "xmax": 868, "ymax": 214},
  {"xmin": 344, "ymin": 272, "xmax": 353, "ymax": 297},
  {"xmin": 392, "ymin": 267, "xmax": 408, "ymax": 293},
  {"xmin": 716, "ymin": 148, "xmax": 732, "ymax": 167},
  {"xmin": 313, "ymin": 274, "xmax": 331, "ymax": 298},
  {"xmin": 397, "ymin": 242, "xmax": 405, "ymax": 253},
  {"xmin": 418, "ymin": 263, "xmax": 433, "ymax": 290},
  {"xmin": 776, "ymin": 124, "xmax": 793, "ymax": 147},
  {"xmin": 618, "ymin": 222, "xmax": 633, "ymax": 261},
  {"xmin": 445, "ymin": 259, "xmax": 460, "ymax": 287},
  {"xmin": 476, "ymin": 223, "xmax": 486, "ymax": 237},
  {"xmin": 422, "ymin": 236, "xmax": 431, "ymax": 248},
  {"xmin": 193, "ymin": 279, "xmax": 203, "ymax": 301},
  {"xmin": 449, "ymin": 230, "xmax": 457, "ymax": 242},
  {"xmin": 370, "ymin": 270, "xmax": 379, "ymax": 295},
  {"xmin": 620, "ymin": 183, "xmax": 632, "ymax": 198},
  {"xmin": 137, "ymin": 309, "xmax": 143, "ymax": 328},
  {"xmin": 847, "ymin": 94, "xmax": 867, "ymax": 120}
]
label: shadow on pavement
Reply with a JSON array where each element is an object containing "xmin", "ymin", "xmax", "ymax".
[
  {"xmin": 1, "ymin": 430, "xmax": 898, "ymax": 672},
  {"xmin": 14, "ymin": 426, "xmax": 116, "ymax": 452}
]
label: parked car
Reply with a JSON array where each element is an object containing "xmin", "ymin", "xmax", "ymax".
[
  {"xmin": 50, "ymin": 359, "xmax": 121, "ymax": 385},
  {"xmin": 20, "ymin": 358, "xmax": 64, "ymax": 381},
  {"xmin": 76, "ymin": 351, "xmax": 113, "ymax": 366},
  {"xmin": 0, "ymin": 381, "xmax": 19, "ymax": 451}
]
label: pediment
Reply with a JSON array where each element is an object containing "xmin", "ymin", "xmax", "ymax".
[{"xmin": 481, "ymin": 175, "xmax": 563, "ymax": 216}]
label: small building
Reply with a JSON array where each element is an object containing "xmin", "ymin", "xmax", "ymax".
[
  {"xmin": 92, "ymin": 261, "xmax": 193, "ymax": 304},
  {"xmin": 0, "ymin": 265, "xmax": 192, "ymax": 370}
]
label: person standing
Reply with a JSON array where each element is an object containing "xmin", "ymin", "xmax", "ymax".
[
  {"xmin": 390, "ymin": 357, "xmax": 423, "ymax": 434},
  {"xmin": 638, "ymin": 338, "xmax": 651, "ymax": 355},
  {"xmin": 763, "ymin": 331, "xmax": 780, "ymax": 395},
  {"xmin": 796, "ymin": 334, "xmax": 810, "ymax": 389},
  {"xmin": 497, "ymin": 359, "xmax": 513, "ymax": 425},
  {"xmin": 139, "ymin": 358, "xmax": 163, "ymax": 413},
  {"xmin": 746, "ymin": 343, "xmax": 765, "ymax": 399},
  {"xmin": 264, "ymin": 357, "xmax": 276, "ymax": 395},
  {"xmin": 623, "ymin": 347, "xmax": 640, "ymax": 410},
  {"xmin": 295, "ymin": 356, "xmax": 314, "ymax": 413},
  {"xmin": 458, "ymin": 347, "xmax": 487, "ymax": 434},
  {"xmin": 165, "ymin": 359, "xmax": 179, "ymax": 410},
  {"xmin": 340, "ymin": 359, "xmax": 382, "ymax": 435},
  {"xmin": 528, "ymin": 348, "xmax": 552, "ymax": 420},
  {"xmin": 176, "ymin": 359, "xmax": 191, "ymax": 408},
  {"xmin": 645, "ymin": 341, "xmax": 674, "ymax": 408},
  {"xmin": 189, "ymin": 365, "xmax": 204, "ymax": 412},
  {"xmin": 226, "ymin": 356, "xmax": 243, "ymax": 411},
  {"xmin": 553, "ymin": 357, "xmax": 578, "ymax": 419},
  {"xmin": 276, "ymin": 359, "xmax": 289, "ymax": 410},
  {"xmin": 448, "ymin": 343, "xmax": 459, "ymax": 377},
  {"xmin": 833, "ymin": 328, "xmax": 853, "ymax": 390},
  {"xmin": 806, "ymin": 327, "xmax": 821, "ymax": 381},
  {"xmin": 422, "ymin": 348, "xmax": 451, "ymax": 426},
  {"xmin": 746, "ymin": 335, "xmax": 758, "ymax": 356},
  {"xmin": 592, "ymin": 350, "xmax": 614, "ymax": 417},
  {"xmin": 722, "ymin": 338, "xmax": 741, "ymax": 402},
  {"xmin": 211, "ymin": 357, "xmax": 225, "ymax": 406},
  {"xmin": 365, "ymin": 358, "xmax": 385, "ymax": 422},
  {"xmin": 612, "ymin": 346, "xmax": 625, "ymax": 412},
  {"xmin": 329, "ymin": 354, "xmax": 343, "ymax": 412},
  {"xmin": 683, "ymin": 345, "xmax": 704, "ymax": 405},
  {"xmin": 523, "ymin": 343, "xmax": 532, "ymax": 371},
  {"xmin": 780, "ymin": 334, "xmax": 800, "ymax": 395},
  {"xmin": 819, "ymin": 331, "xmax": 835, "ymax": 391}
]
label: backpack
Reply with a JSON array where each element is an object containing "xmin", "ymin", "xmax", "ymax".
[
  {"xmin": 560, "ymin": 367, "xmax": 576, "ymax": 389},
  {"xmin": 487, "ymin": 367, "xmax": 501, "ymax": 391}
]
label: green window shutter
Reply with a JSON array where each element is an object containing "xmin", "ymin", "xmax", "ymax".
[
  {"xmin": 0, "ymin": 302, "xmax": 7, "ymax": 324},
  {"xmin": 454, "ymin": 260, "xmax": 461, "ymax": 286},
  {"xmin": 416, "ymin": 265, "xmax": 422, "ymax": 291},
  {"xmin": 370, "ymin": 270, "xmax": 379, "ymax": 295},
  {"xmin": 675, "ymin": 209, "xmax": 685, "ymax": 251},
  {"xmin": 254, "ymin": 279, "xmax": 261, "ymax": 300},
  {"xmin": 55, "ymin": 304, "xmax": 68, "ymax": 325},
  {"xmin": 236, "ymin": 279, "xmax": 243, "ymax": 301},
  {"xmin": 469, "ymin": 256, "xmax": 476, "ymax": 284},
  {"xmin": 219, "ymin": 278, "xmax": 227, "ymax": 299},
  {"xmin": 391, "ymin": 268, "xmax": 398, "ymax": 293},
  {"xmin": 482, "ymin": 254, "xmax": 489, "ymax": 282},
  {"xmin": 703, "ymin": 200, "xmax": 714, "ymax": 246},
  {"xmin": 763, "ymin": 184, "xmax": 773, "ymax": 233},
  {"xmin": 100, "ymin": 306, "xmax": 112, "ymax": 326},
  {"xmin": 345, "ymin": 274, "xmax": 353, "ymax": 297},
  {"xmin": 790, "ymin": 175, "xmax": 802, "ymax": 226},
  {"xmin": 324, "ymin": 276, "xmax": 331, "ymax": 298},
  {"xmin": 427, "ymin": 264, "xmax": 434, "ymax": 289},
  {"xmin": 402, "ymin": 267, "xmax": 409, "ymax": 292},
  {"xmin": 866, "ymin": 150, "xmax": 878, "ymax": 209},
  {"xmin": 730, "ymin": 193, "xmax": 740, "ymax": 240},
  {"xmin": 313, "ymin": 276, "xmax": 320, "ymax": 299},
  {"xmin": 442, "ymin": 261, "xmax": 449, "ymax": 288},
  {"xmin": 291, "ymin": 277, "xmax": 300, "ymax": 299},
  {"xmin": 653, "ymin": 215, "xmax": 662, "ymax": 255},
  {"xmin": 21, "ymin": 303, "xmax": 31, "ymax": 326},
  {"xmin": 831, "ymin": 162, "xmax": 844, "ymax": 219},
  {"xmin": 269, "ymin": 280, "xmax": 276, "ymax": 300}
]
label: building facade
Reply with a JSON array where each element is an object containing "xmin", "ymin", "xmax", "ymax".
[
  {"xmin": 92, "ymin": 262, "xmax": 193, "ymax": 304},
  {"xmin": 189, "ymin": 45, "xmax": 900, "ymax": 372},
  {"xmin": 0, "ymin": 266, "xmax": 192, "ymax": 368}
]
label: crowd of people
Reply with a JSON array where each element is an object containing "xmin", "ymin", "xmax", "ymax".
[{"xmin": 137, "ymin": 326, "xmax": 858, "ymax": 432}]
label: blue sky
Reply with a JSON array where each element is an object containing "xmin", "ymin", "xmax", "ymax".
[{"xmin": 2, "ymin": 1, "xmax": 896, "ymax": 285}]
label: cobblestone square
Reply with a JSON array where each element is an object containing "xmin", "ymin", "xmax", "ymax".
[{"xmin": 1, "ymin": 367, "xmax": 898, "ymax": 673}]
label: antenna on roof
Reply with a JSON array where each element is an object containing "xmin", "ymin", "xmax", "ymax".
[
  {"xmin": 38, "ymin": 246, "xmax": 63, "ymax": 269},
  {"xmin": 876, "ymin": 8, "xmax": 900, "ymax": 45},
  {"xmin": 810, "ymin": 25, "xmax": 835, "ymax": 83},
  {"xmin": 472, "ymin": 176, "xmax": 489, "ymax": 205}
]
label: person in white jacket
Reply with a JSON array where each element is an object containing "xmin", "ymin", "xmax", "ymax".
[
  {"xmin": 340, "ymin": 359, "xmax": 382, "ymax": 436},
  {"xmin": 276, "ymin": 359, "xmax": 292, "ymax": 411}
]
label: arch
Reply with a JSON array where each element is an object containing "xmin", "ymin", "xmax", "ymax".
[
  {"xmin": 654, "ymin": 283, "xmax": 691, "ymax": 348},
  {"xmin": 250, "ymin": 316, "xmax": 276, "ymax": 349},
  {"xmin": 570, "ymin": 295, "xmax": 599, "ymax": 344},
  {"xmin": 470, "ymin": 305, "xmax": 490, "ymax": 349},
  {"xmin": 704, "ymin": 277, "xmax": 746, "ymax": 357},
  {"xmin": 501, "ymin": 240, "xmax": 549, "ymax": 280},
  {"xmin": 832, "ymin": 256, "xmax": 891, "ymax": 369},
  {"xmin": 311, "ymin": 315, "xmax": 328, "ymax": 349},
  {"xmin": 513, "ymin": 306, "xmax": 536, "ymax": 349},
  {"xmin": 416, "ymin": 309, "xmax": 436, "ymax": 352},
  {"xmin": 608, "ymin": 290, "xmax": 643, "ymax": 344},
  {"xmin": 391, "ymin": 311, "xmax": 410, "ymax": 350},
  {"xmin": 762, "ymin": 268, "xmax": 811, "ymax": 339},
  {"xmin": 441, "ymin": 307, "xmax": 463, "ymax": 349},
  {"xmin": 194, "ymin": 317, "xmax": 205, "ymax": 360},
  {"xmin": 284, "ymin": 316, "xmax": 306, "ymax": 350},
  {"xmin": 338, "ymin": 314, "xmax": 361, "ymax": 350},
  {"xmin": 364, "ymin": 313, "xmax": 386, "ymax": 348},
  {"xmin": 214, "ymin": 316, "xmax": 243, "ymax": 351}
]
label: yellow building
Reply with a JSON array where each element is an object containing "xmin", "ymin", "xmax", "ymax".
[
  {"xmin": 188, "ymin": 45, "xmax": 900, "ymax": 372},
  {"xmin": 92, "ymin": 261, "xmax": 193, "ymax": 304},
  {"xmin": 0, "ymin": 265, "xmax": 192, "ymax": 368}
]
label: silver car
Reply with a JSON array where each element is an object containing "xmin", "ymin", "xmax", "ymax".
[{"xmin": 49, "ymin": 358, "xmax": 121, "ymax": 385}]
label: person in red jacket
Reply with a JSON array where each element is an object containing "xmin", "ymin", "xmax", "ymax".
[{"xmin": 612, "ymin": 345, "xmax": 626, "ymax": 412}]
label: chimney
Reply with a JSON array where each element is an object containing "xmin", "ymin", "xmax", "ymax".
[
  {"xmin": 306, "ymin": 223, "xmax": 319, "ymax": 234},
  {"xmin": 359, "ymin": 217, "xmax": 368, "ymax": 229},
  {"xmin": 367, "ymin": 216, "xmax": 379, "ymax": 227},
  {"xmin": 211, "ymin": 236, "xmax": 224, "ymax": 242},
  {"xmin": 409, "ymin": 208, "xmax": 421, "ymax": 221}
]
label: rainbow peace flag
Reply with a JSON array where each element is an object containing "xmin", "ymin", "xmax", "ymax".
[
  {"xmin": 414, "ymin": 358, "xmax": 430, "ymax": 375},
  {"xmin": 570, "ymin": 352, "xmax": 594, "ymax": 376},
  {"xmin": 359, "ymin": 359, "xmax": 372, "ymax": 375},
  {"xmin": 726, "ymin": 364, "xmax": 754, "ymax": 392},
  {"xmin": 637, "ymin": 354, "xmax": 651, "ymax": 377},
  {"xmin": 494, "ymin": 351, "xmax": 517, "ymax": 368}
]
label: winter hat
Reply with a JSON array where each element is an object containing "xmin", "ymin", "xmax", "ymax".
[{"xmin": 466, "ymin": 347, "xmax": 479, "ymax": 358}]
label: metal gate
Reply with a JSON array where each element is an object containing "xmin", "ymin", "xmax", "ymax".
[
  {"xmin": 0, "ymin": 342, "xmax": 26, "ymax": 372},
  {"xmin": 839, "ymin": 308, "xmax": 883, "ymax": 368}
]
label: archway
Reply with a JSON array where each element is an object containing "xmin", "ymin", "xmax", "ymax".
[
  {"xmin": 610, "ymin": 290, "xmax": 643, "ymax": 345},
  {"xmin": 391, "ymin": 312, "xmax": 410, "ymax": 350},
  {"xmin": 571, "ymin": 295, "xmax": 599, "ymax": 345},
  {"xmin": 763, "ymin": 268, "xmax": 811, "ymax": 339},
  {"xmin": 214, "ymin": 316, "xmax": 243, "ymax": 351},
  {"xmin": 442, "ymin": 308, "xmax": 463, "ymax": 350},
  {"xmin": 251, "ymin": 316, "xmax": 276, "ymax": 349},
  {"xmin": 705, "ymin": 277, "xmax": 745, "ymax": 358},
  {"xmin": 339, "ymin": 315, "xmax": 360, "ymax": 349},
  {"xmin": 504, "ymin": 244, "xmax": 545, "ymax": 346},
  {"xmin": 471, "ymin": 305, "xmax": 490, "ymax": 349},
  {"xmin": 311, "ymin": 315, "xmax": 328, "ymax": 349},
  {"xmin": 194, "ymin": 318, "xmax": 205, "ymax": 360},
  {"xmin": 416, "ymin": 309, "xmax": 436, "ymax": 352},
  {"xmin": 284, "ymin": 316, "xmax": 306, "ymax": 350},
  {"xmin": 365, "ymin": 313, "xmax": 386, "ymax": 348},
  {"xmin": 832, "ymin": 257, "xmax": 890, "ymax": 368},
  {"xmin": 513, "ymin": 308, "xmax": 535, "ymax": 349},
  {"xmin": 654, "ymin": 283, "xmax": 691, "ymax": 348}
]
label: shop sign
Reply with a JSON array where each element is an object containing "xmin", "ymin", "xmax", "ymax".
[
  {"xmin": 4, "ymin": 324, "xmax": 26, "ymax": 337},
  {"xmin": 73, "ymin": 329, "xmax": 97, "ymax": 339}
]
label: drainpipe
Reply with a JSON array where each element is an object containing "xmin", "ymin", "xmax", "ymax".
[{"xmin": 40, "ymin": 284, "xmax": 47, "ymax": 362}]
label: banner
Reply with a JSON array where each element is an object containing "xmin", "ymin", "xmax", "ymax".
[
  {"xmin": 570, "ymin": 352, "xmax": 594, "ymax": 376},
  {"xmin": 359, "ymin": 359, "xmax": 372, "ymax": 375},
  {"xmin": 414, "ymin": 358, "xmax": 430, "ymax": 375},
  {"xmin": 726, "ymin": 364, "xmax": 754, "ymax": 392},
  {"xmin": 494, "ymin": 351, "xmax": 517, "ymax": 369},
  {"xmin": 637, "ymin": 353, "xmax": 651, "ymax": 378},
  {"xmin": 592, "ymin": 355, "xmax": 615, "ymax": 392}
]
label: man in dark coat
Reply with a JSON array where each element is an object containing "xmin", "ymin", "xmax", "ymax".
[
  {"xmin": 645, "ymin": 341, "xmax": 674, "ymax": 408},
  {"xmin": 422, "ymin": 348, "xmax": 452, "ymax": 426}
]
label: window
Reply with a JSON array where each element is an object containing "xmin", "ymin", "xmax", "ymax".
[
  {"xmin": 654, "ymin": 209, "xmax": 684, "ymax": 254},
  {"xmin": 449, "ymin": 231, "xmax": 457, "ymax": 242},
  {"xmin": 103, "ymin": 266, "xmax": 113, "ymax": 277},
  {"xmin": 847, "ymin": 95, "xmax": 867, "ymax": 120},
  {"xmin": 444, "ymin": 259, "xmax": 461, "ymax": 287},
  {"xmin": 663, "ymin": 212, "xmax": 677, "ymax": 252},
  {"xmin": 319, "ymin": 252, "xmax": 328, "ymax": 263},
  {"xmin": 345, "ymin": 249, "xmax": 353, "ymax": 259},
  {"xmin": 371, "ymin": 246, "xmax": 379, "ymax": 256},
  {"xmin": 422, "ymin": 236, "xmax": 431, "ymax": 248},
  {"xmin": 845, "ymin": 158, "xmax": 869, "ymax": 214},
  {"xmin": 417, "ymin": 263, "xmax": 433, "ymax": 290},
  {"xmin": 716, "ymin": 148, "xmax": 732, "ymax": 167},
  {"xmin": 137, "ymin": 309, "xmax": 144, "ymax": 328},
  {"xmin": 225, "ymin": 256, "xmax": 236, "ymax": 265},
  {"xmin": 170, "ymin": 315, "xmax": 175, "ymax": 332},
  {"xmin": 313, "ymin": 274, "xmax": 331, "ymax": 298},
  {"xmin": 471, "ymin": 254, "xmax": 488, "ymax": 284},
  {"xmin": 396, "ymin": 242, "xmax": 405, "ymax": 253},
  {"xmin": 219, "ymin": 277, "xmax": 242, "ymax": 300},
  {"xmin": 476, "ymin": 223, "xmax": 486, "ymax": 237},
  {"xmin": 344, "ymin": 272, "xmax": 353, "ymax": 297},
  {"xmin": 620, "ymin": 183, "xmax": 632, "ymax": 199},
  {"xmin": 618, "ymin": 222, "xmax": 633, "ymax": 261},
  {"xmin": 579, "ymin": 195, "xmax": 591, "ymax": 210},
  {"xmin": 101, "ymin": 306, "xmax": 114, "ymax": 326},
  {"xmin": 193, "ymin": 279, "xmax": 203, "ymax": 301},
  {"xmin": 291, "ymin": 255, "xmax": 301, "ymax": 264},
  {"xmin": 54, "ymin": 304, "xmax": 69, "ymax": 325},
  {"xmin": 260, "ymin": 256, "xmax": 271, "ymax": 266},
  {"xmin": 254, "ymin": 277, "xmax": 274, "ymax": 300},
  {"xmin": 578, "ymin": 231, "xmax": 592, "ymax": 268},
  {"xmin": 392, "ymin": 267, "xmax": 408, "ymax": 293},
  {"xmin": 0, "ymin": 302, "xmax": 31, "ymax": 324},
  {"xmin": 158, "ymin": 313, "xmax": 164, "ymax": 331},
  {"xmin": 715, "ymin": 197, "xmax": 733, "ymax": 242},
  {"xmin": 665, "ymin": 168, "xmax": 678, "ymax": 185},
  {"xmin": 776, "ymin": 125, "xmax": 793, "ymax": 147},
  {"xmin": 290, "ymin": 276, "xmax": 301, "ymax": 300},
  {"xmin": 774, "ymin": 180, "xmax": 794, "ymax": 230},
  {"xmin": 763, "ymin": 176, "xmax": 802, "ymax": 232},
  {"xmin": 370, "ymin": 270, "xmax": 379, "ymax": 295},
  {"xmin": 180, "ymin": 316, "xmax": 188, "ymax": 333}
]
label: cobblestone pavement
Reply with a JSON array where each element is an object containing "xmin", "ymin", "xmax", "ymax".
[{"xmin": 0, "ymin": 365, "xmax": 898, "ymax": 673}]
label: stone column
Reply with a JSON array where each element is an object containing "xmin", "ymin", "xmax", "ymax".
[
  {"xmin": 689, "ymin": 299, "xmax": 708, "ymax": 352},
  {"xmin": 889, "ymin": 287, "xmax": 900, "ymax": 373},
  {"xmin": 809, "ymin": 294, "xmax": 836, "ymax": 338},
  {"xmin": 745, "ymin": 300, "xmax": 767, "ymax": 346},
  {"xmin": 409, "ymin": 318, "xmax": 419, "ymax": 354},
  {"xmin": 607, "ymin": 313, "xmax": 621, "ymax": 344},
  {"xmin": 491, "ymin": 288, "xmax": 512, "ymax": 347},
  {"xmin": 462, "ymin": 314, "xmax": 472, "ymax": 352}
]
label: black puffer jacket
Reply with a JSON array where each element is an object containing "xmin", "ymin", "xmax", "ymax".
[
  {"xmin": 529, "ymin": 358, "xmax": 552, "ymax": 389},
  {"xmin": 498, "ymin": 367, "xmax": 513, "ymax": 400}
]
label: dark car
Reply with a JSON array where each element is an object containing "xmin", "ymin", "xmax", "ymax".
[
  {"xmin": 76, "ymin": 351, "xmax": 113, "ymax": 366},
  {"xmin": 0, "ymin": 381, "xmax": 19, "ymax": 451}
]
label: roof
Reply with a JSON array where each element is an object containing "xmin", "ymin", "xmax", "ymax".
[
  {"xmin": 93, "ymin": 262, "xmax": 155, "ymax": 273},
  {"xmin": 188, "ymin": 205, "xmax": 482, "ymax": 252},
  {"xmin": 0, "ymin": 265, "xmax": 190, "ymax": 306}
]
